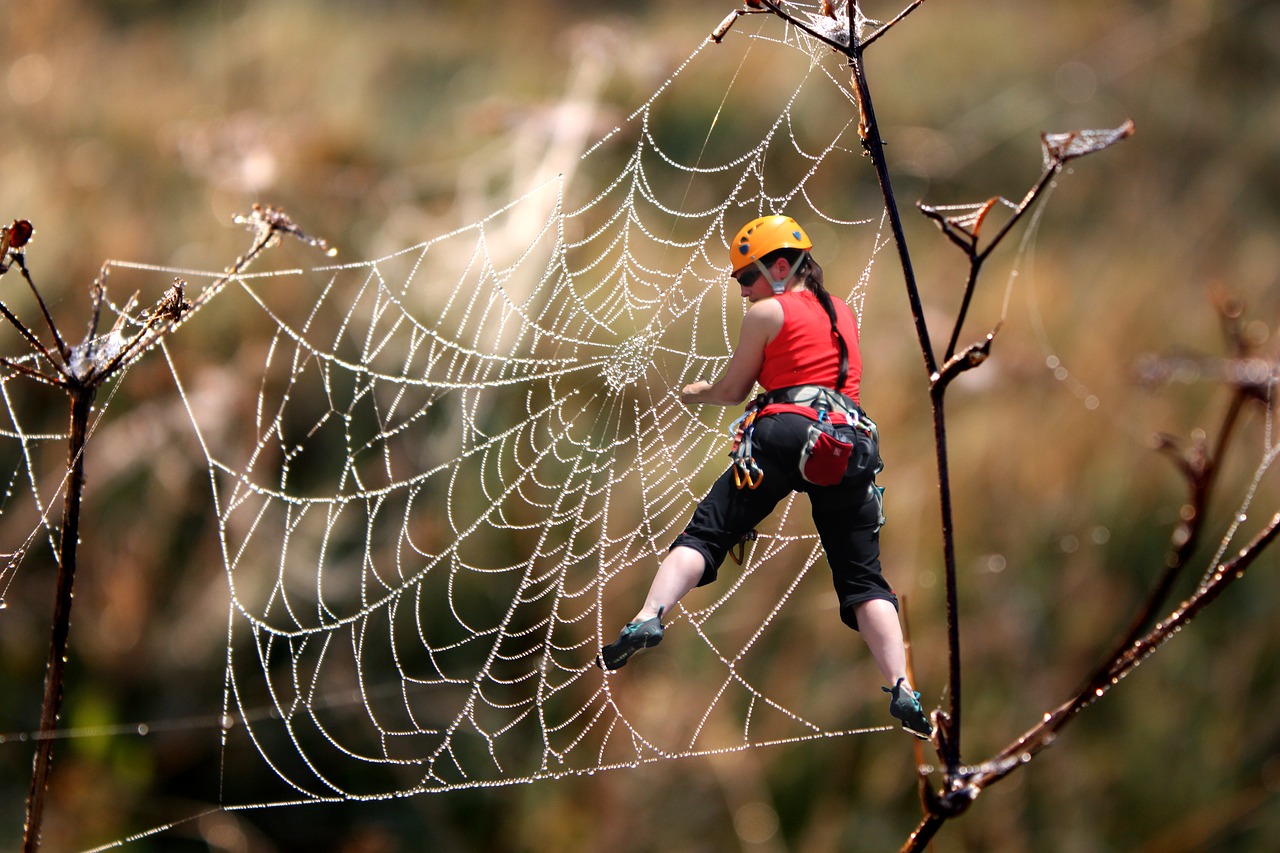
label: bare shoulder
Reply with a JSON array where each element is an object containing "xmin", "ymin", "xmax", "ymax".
[
  {"xmin": 745, "ymin": 297, "xmax": 785, "ymax": 328},
  {"xmin": 738, "ymin": 298, "xmax": 784, "ymax": 350}
]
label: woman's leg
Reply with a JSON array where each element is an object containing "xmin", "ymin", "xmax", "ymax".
[
  {"xmin": 603, "ymin": 418, "xmax": 795, "ymax": 668},
  {"xmin": 636, "ymin": 439, "xmax": 795, "ymax": 624},
  {"xmin": 811, "ymin": 476, "xmax": 930, "ymax": 733},
  {"xmin": 857, "ymin": 597, "xmax": 930, "ymax": 736},
  {"xmin": 631, "ymin": 545, "xmax": 705, "ymax": 622},
  {"xmin": 853, "ymin": 598, "xmax": 911, "ymax": 690}
]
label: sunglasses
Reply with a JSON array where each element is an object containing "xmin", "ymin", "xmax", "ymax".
[{"xmin": 734, "ymin": 267, "xmax": 762, "ymax": 287}]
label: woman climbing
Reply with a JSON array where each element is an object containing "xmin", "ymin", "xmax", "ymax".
[{"xmin": 599, "ymin": 214, "xmax": 931, "ymax": 739}]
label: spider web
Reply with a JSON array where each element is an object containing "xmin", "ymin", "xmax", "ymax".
[
  {"xmin": 1, "ymin": 8, "xmax": 1278, "ymax": 851},
  {"xmin": 44, "ymin": 3, "xmax": 900, "ymax": 826}
]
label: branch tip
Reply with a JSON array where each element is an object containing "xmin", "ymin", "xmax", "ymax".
[
  {"xmin": 1, "ymin": 219, "xmax": 35, "ymax": 272},
  {"xmin": 932, "ymin": 326, "xmax": 1000, "ymax": 391},
  {"xmin": 1042, "ymin": 119, "xmax": 1135, "ymax": 167},
  {"xmin": 234, "ymin": 204, "xmax": 337, "ymax": 258}
]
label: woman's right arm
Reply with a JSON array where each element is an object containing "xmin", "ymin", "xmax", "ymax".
[{"xmin": 681, "ymin": 299, "xmax": 782, "ymax": 406}]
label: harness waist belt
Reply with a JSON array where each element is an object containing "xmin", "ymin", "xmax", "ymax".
[
  {"xmin": 762, "ymin": 385, "xmax": 862, "ymax": 418},
  {"xmin": 756, "ymin": 385, "xmax": 877, "ymax": 440}
]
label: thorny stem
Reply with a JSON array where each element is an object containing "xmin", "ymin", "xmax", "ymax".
[
  {"xmin": 1102, "ymin": 399, "xmax": 1239, "ymax": 666},
  {"xmin": 915, "ymin": 151, "xmax": 1077, "ymax": 781},
  {"xmin": 22, "ymin": 386, "xmax": 92, "ymax": 853},
  {"xmin": 979, "ymin": 301, "xmax": 1264, "ymax": 777},
  {"xmin": 936, "ymin": 162, "xmax": 1059, "ymax": 362},
  {"xmin": 817, "ymin": 11, "xmax": 970, "ymax": 771},
  {"xmin": 833, "ymin": 4, "xmax": 976, "ymax": 774},
  {"xmin": 10, "ymin": 205, "xmax": 324, "ymax": 852},
  {"xmin": 973, "ymin": 508, "xmax": 1280, "ymax": 795},
  {"xmin": 945, "ymin": 266, "xmax": 982, "ymax": 364},
  {"xmin": 84, "ymin": 206, "xmax": 303, "ymax": 388},
  {"xmin": 0, "ymin": 355, "xmax": 63, "ymax": 388},
  {"xmin": 1110, "ymin": 298, "xmax": 1261, "ymax": 649},
  {"xmin": 897, "ymin": 315, "xmax": 1274, "ymax": 853},
  {"xmin": 841, "ymin": 25, "xmax": 935, "ymax": 375},
  {"xmin": 860, "ymin": 0, "xmax": 927, "ymax": 49},
  {"xmin": 990, "ymin": 305, "xmax": 1255, "ymax": 800},
  {"xmin": 13, "ymin": 257, "xmax": 71, "ymax": 363},
  {"xmin": 927, "ymin": 392, "xmax": 962, "ymax": 768},
  {"xmin": 739, "ymin": 4, "xmax": 1263, "ymax": 851},
  {"xmin": 897, "ymin": 386, "xmax": 1268, "ymax": 853},
  {"xmin": 0, "ymin": 297, "xmax": 63, "ymax": 381}
]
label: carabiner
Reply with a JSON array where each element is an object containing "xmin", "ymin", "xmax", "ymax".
[{"xmin": 733, "ymin": 458, "xmax": 763, "ymax": 490}]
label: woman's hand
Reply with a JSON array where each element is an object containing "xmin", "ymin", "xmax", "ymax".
[
  {"xmin": 681, "ymin": 380, "xmax": 713, "ymax": 404},
  {"xmin": 680, "ymin": 296, "xmax": 782, "ymax": 407}
]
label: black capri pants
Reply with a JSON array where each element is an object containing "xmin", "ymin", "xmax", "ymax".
[{"xmin": 671, "ymin": 411, "xmax": 896, "ymax": 631}]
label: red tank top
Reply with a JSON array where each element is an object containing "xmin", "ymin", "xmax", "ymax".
[{"xmin": 757, "ymin": 289, "xmax": 862, "ymax": 413}]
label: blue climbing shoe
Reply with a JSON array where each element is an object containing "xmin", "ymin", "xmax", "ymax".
[
  {"xmin": 883, "ymin": 677, "xmax": 932, "ymax": 739},
  {"xmin": 599, "ymin": 609, "xmax": 664, "ymax": 670}
]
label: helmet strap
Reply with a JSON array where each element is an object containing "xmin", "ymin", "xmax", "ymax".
[{"xmin": 762, "ymin": 249, "xmax": 808, "ymax": 294}]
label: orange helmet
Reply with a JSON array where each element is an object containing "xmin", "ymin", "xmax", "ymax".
[{"xmin": 729, "ymin": 215, "xmax": 813, "ymax": 275}]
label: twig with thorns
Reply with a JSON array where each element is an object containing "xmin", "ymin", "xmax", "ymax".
[
  {"xmin": 2, "ymin": 206, "xmax": 331, "ymax": 853},
  {"xmin": 703, "ymin": 4, "xmax": 1263, "ymax": 851}
]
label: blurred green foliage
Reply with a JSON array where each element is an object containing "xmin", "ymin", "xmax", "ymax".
[{"xmin": 2, "ymin": 1, "xmax": 1280, "ymax": 851}]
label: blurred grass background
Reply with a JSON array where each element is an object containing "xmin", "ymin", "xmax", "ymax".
[{"xmin": 2, "ymin": 0, "xmax": 1280, "ymax": 851}]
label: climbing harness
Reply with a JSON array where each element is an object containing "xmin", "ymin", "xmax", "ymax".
[
  {"xmin": 761, "ymin": 385, "xmax": 882, "ymax": 487},
  {"xmin": 761, "ymin": 384, "xmax": 874, "ymax": 436},
  {"xmin": 728, "ymin": 384, "xmax": 881, "ymax": 491}
]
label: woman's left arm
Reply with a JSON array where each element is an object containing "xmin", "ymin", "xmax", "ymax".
[{"xmin": 681, "ymin": 299, "xmax": 782, "ymax": 406}]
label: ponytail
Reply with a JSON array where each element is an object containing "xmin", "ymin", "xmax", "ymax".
[{"xmin": 798, "ymin": 256, "xmax": 850, "ymax": 391}]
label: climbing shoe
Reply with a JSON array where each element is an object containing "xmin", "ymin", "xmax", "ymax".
[
  {"xmin": 883, "ymin": 677, "xmax": 932, "ymax": 739},
  {"xmin": 599, "ymin": 609, "xmax": 664, "ymax": 670}
]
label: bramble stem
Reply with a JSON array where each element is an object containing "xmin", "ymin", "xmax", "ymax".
[
  {"xmin": 22, "ymin": 385, "xmax": 94, "ymax": 853},
  {"xmin": 10, "ymin": 204, "xmax": 318, "ymax": 851}
]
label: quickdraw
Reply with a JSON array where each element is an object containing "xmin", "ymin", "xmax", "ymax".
[
  {"xmin": 734, "ymin": 460, "xmax": 763, "ymax": 490},
  {"xmin": 729, "ymin": 400, "xmax": 764, "ymax": 489}
]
